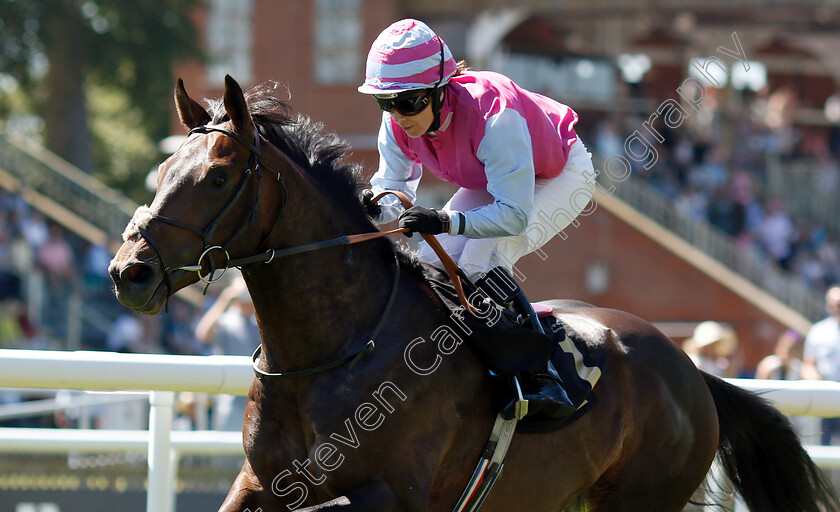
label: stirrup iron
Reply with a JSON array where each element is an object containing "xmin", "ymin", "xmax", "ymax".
[{"xmin": 512, "ymin": 375, "xmax": 529, "ymax": 420}]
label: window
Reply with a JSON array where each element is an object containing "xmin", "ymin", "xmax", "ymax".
[
  {"xmin": 314, "ymin": 0, "xmax": 362, "ymax": 85},
  {"xmin": 206, "ymin": 0, "xmax": 253, "ymax": 87}
]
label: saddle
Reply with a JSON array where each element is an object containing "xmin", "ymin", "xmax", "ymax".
[
  {"xmin": 420, "ymin": 263, "xmax": 606, "ymax": 511},
  {"xmin": 420, "ymin": 263, "xmax": 603, "ymax": 434}
]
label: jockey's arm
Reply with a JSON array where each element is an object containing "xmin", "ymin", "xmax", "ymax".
[
  {"xmin": 369, "ymin": 114, "xmax": 422, "ymax": 224},
  {"xmin": 445, "ymin": 108, "xmax": 534, "ymax": 239}
]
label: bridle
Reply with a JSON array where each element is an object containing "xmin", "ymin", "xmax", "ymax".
[
  {"xmin": 129, "ymin": 121, "xmax": 476, "ymax": 378},
  {"xmin": 131, "ymin": 123, "xmax": 286, "ymax": 305}
]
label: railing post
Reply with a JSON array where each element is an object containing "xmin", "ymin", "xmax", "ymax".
[{"xmin": 148, "ymin": 390, "xmax": 176, "ymax": 512}]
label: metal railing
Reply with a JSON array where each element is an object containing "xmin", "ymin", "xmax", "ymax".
[
  {"xmin": 0, "ymin": 134, "xmax": 205, "ymax": 343},
  {"xmin": 0, "ymin": 134, "xmax": 135, "ymax": 243},
  {"xmin": 0, "ymin": 350, "xmax": 838, "ymax": 512},
  {"xmin": 0, "ymin": 349, "xmax": 253, "ymax": 512},
  {"xmin": 605, "ymin": 174, "xmax": 826, "ymax": 321},
  {"xmin": 766, "ymin": 155, "xmax": 840, "ymax": 237}
]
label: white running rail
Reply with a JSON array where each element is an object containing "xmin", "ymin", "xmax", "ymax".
[{"xmin": 0, "ymin": 350, "xmax": 839, "ymax": 511}]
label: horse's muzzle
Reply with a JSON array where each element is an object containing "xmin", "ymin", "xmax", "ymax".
[{"xmin": 109, "ymin": 258, "xmax": 166, "ymax": 314}]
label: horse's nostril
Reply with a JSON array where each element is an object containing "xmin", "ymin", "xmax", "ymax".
[{"xmin": 123, "ymin": 263, "xmax": 154, "ymax": 285}]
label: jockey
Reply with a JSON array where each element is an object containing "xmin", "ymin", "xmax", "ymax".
[{"xmin": 358, "ymin": 19, "xmax": 596, "ymax": 420}]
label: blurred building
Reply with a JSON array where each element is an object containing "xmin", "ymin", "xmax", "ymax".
[{"xmin": 172, "ymin": 1, "xmax": 840, "ymax": 156}]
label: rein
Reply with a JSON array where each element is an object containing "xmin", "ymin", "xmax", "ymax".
[
  {"xmin": 243, "ymin": 190, "xmax": 477, "ymax": 379},
  {"xmin": 224, "ymin": 190, "xmax": 477, "ymax": 315}
]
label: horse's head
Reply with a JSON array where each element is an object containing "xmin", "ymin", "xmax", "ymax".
[{"xmin": 109, "ymin": 75, "xmax": 281, "ymax": 314}]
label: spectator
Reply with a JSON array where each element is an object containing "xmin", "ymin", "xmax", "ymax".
[
  {"xmin": 18, "ymin": 210, "xmax": 49, "ymax": 251},
  {"xmin": 162, "ymin": 301, "xmax": 204, "ymax": 355},
  {"xmin": 83, "ymin": 239, "xmax": 113, "ymax": 286},
  {"xmin": 7, "ymin": 223, "xmax": 32, "ymax": 283},
  {"xmin": 801, "ymin": 285, "xmax": 840, "ymax": 445},
  {"xmin": 817, "ymin": 234, "xmax": 840, "ymax": 286},
  {"xmin": 195, "ymin": 276, "xmax": 257, "ymax": 357},
  {"xmin": 195, "ymin": 276, "xmax": 259, "ymax": 431},
  {"xmin": 36, "ymin": 223, "xmax": 77, "ymax": 341},
  {"xmin": 756, "ymin": 328, "xmax": 819, "ymax": 441},
  {"xmin": 755, "ymin": 329, "xmax": 804, "ymax": 380},
  {"xmin": 674, "ymin": 184, "xmax": 709, "ymax": 222},
  {"xmin": 792, "ymin": 247, "xmax": 827, "ymax": 291},
  {"xmin": 730, "ymin": 168, "xmax": 764, "ymax": 243},
  {"xmin": 106, "ymin": 313, "xmax": 145, "ymax": 353},
  {"xmin": 594, "ymin": 119, "xmax": 624, "ymax": 160},
  {"xmin": 755, "ymin": 198, "xmax": 797, "ymax": 270},
  {"xmin": 683, "ymin": 321, "xmax": 742, "ymax": 378},
  {"xmin": 812, "ymin": 143, "xmax": 839, "ymax": 198},
  {"xmin": 37, "ymin": 223, "xmax": 75, "ymax": 284},
  {"xmin": 173, "ymin": 392, "xmax": 202, "ymax": 431},
  {"xmin": 94, "ymin": 394, "xmax": 148, "ymax": 431},
  {"xmin": 0, "ymin": 298, "xmax": 35, "ymax": 348},
  {"xmin": 694, "ymin": 147, "xmax": 729, "ymax": 192},
  {"xmin": 706, "ymin": 186, "xmax": 739, "ymax": 236}
]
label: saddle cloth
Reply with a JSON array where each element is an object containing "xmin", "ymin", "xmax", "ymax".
[{"xmin": 420, "ymin": 263, "xmax": 603, "ymax": 433}]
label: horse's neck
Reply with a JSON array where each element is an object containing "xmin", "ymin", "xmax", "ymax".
[
  {"xmin": 244, "ymin": 228, "xmax": 395, "ymax": 375},
  {"xmin": 243, "ymin": 148, "xmax": 401, "ymax": 375}
]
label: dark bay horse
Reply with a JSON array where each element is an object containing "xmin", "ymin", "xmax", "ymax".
[{"xmin": 109, "ymin": 75, "xmax": 838, "ymax": 512}]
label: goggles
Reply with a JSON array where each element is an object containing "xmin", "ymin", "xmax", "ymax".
[{"xmin": 374, "ymin": 90, "xmax": 433, "ymax": 116}]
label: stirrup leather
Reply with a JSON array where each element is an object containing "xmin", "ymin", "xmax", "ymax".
[{"xmin": 512, "ymin": 374, "xmax": 529, "ymax": 420}]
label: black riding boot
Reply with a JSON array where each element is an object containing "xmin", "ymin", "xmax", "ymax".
[{"xmin": 475, "ymin": 268, "xmax": 576, "ymax": 420}]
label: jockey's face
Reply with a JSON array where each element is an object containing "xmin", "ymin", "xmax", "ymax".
[{"xmin": 390, "ymin": 100, "xmax": 434, "ymax": 138}]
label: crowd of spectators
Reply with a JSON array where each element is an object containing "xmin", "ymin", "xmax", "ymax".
[
  {"xmin": 0, "ymin": 191, "xmax": 79, "ymax": 353},
  {"xmin": 0, "ymin": 188, "xmax": 256, "ymax": 430},
  {"xmin": 587, "ymin": 89, "xmax": 840, "ymax": 297},
  {"xmin": 590, "ymin": 86, "xmax": 840, "ymax": 449}
]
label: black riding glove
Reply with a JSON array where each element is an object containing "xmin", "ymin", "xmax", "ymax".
[
  {"xmin": 398, "ymin": 205, "xmax": 450, "ymax": 237},
  {"xmin": 360, "ymin": 189, "xmax": 382, "ymax": 219}
]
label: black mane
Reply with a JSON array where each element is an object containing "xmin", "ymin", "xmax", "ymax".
[{"xmin": 204, "ymin": 82, "xmax": 366, "ymax": 218}]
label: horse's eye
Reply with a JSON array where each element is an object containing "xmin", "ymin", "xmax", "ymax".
[{"xmin": 212, "ymin": 174, "xmax": 226, "ymax": 187}]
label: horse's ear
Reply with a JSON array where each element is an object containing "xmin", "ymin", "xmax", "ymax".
[
  {"xmin": 223, "ymin": 75, "xmax": 254, "ymax": 141},
  {"xmin": 175, "ymin": 78, "xmax": 211, "ymax": 129}
]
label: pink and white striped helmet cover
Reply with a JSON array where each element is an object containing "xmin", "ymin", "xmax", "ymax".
[{"xmin": 358, "ymin": 19, "xmax": 457, "ymax": 95}]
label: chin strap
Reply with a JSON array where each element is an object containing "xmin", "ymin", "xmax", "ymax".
[
  {"xmin": 425, "ymin": 39, "xmax": 447, "ymax": 134},
  {"xmin": 426, "ymin": 86, "xmax": 443, "ymax": 134}
]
